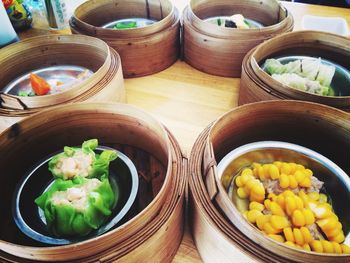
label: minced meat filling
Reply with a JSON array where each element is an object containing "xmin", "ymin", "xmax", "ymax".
[
  {"xmin": 53, "ymin": 150, "xmax": 93, "ymax": 179},
  {"xmin": 51, "ymin": 178, "xmax": 101, "ymax": 212}
]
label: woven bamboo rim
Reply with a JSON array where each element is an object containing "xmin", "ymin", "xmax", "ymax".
[
  {"xmin": 0, "ymin": 35, "xmax": 125, "ymax": 134},
  {"xmin": 70, "ymin": 0, "xmax": 180, "ymax": 78},
  {"xmin": 189, "ymin": 100, "xmax": 350, "ymax": 263},
  {"xmin": 183, "ymin": 0, "xmax": 294, "ymax": 77},
  {"xmin": 71, "ymin": 0, "xmax": 174, "ymax": 38},
  {"xmin": 239, "ymin": 31, "xmax": 350, "ymax": 110},
  {"xmin": 0, "ymin": 102, "xmax": 186, "ymax": 262}
]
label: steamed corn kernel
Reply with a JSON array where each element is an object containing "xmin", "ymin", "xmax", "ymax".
[
  {"xmin": 289, "ymin": 175, "xmax": 298, "ymax": 189},
  {"xmin": 269, "ymin": 164, "xmax": 280, "ymax": 180},
  {"xmin": 321, "ymin": 240, "xmax": 334, "ymax": 253},
  {"xmin": 303, "ymin": 244, "xmax": 311, "ymax": 251},
  {"xmin": 293, "ymin": 228, "xmax": 304, "ymax": 246},
  {"xmin": 332, "ymin": 242, "xmax": 342, "ymax": 254},
  {"xmin": 300, "ymin": 227, "xmax": 312, "ymax": 244},
  {"xmin": 284, "ymin": 241, "xmax": 296, "ymax": 247},
  {"xmin": 292, "ymin": 210, "xmax": 306, "ymax": 227},
  {"xmin": 249, "ymin": 201, "xmax": 265, "ymax": 211},
  {"xmin": 279, "ymin": 174, "xmax": 290, "ymax": 189},
  {"xmin": 341, "ymin": 244, "xmax": 350, "ymax": 254},
  {"xmin": 319, "ymin": 193, "xmax": 328, "ymax": 203},
  {"xmin": 299, "ymin": 177, "xmax": 311, "ymax": 188},
  {"xmin": 281, "ymin": 163, "xmax": 292, "ymax": 175},
  {"xmin": 285, "ymin": 196, "xmax": 297, "ymax": 216},
  {"xmin": 247, "ymin": 209, "xmax": 263, "ymax": 224},
  {"xmin": 270, "ymin": 215, "xmax": 289, "ymax": 230},
  {"xmin": 263, "ymin": 222, "xmax": 280, "ymax": 235},
  {"xmin": 268, "ymin": 234, "xmax": 285, "ymax": 243},
  {"xmin": 235, "ymin": 176, "xmax": 243, "ymax": 187},
  {"xmin": 269, "ymin": 201, "xmax": 285, "ymax": 217},
  {"xmin": 294, "ymin": 170, "xmax": 305, "ymax": 184},
  {"xmin": 283, "ymin": 227, "xmax": 295, "ymax": 243},
  {"xmin": 237, "ymin": 187, "xmax": 248, "ymax": 199},
  {"xmin": 302, "ymin": 209, "xmax": 315, "ymax": 225},
  {"xmin": 308, "ymin": 192, "xmax": 320, "ymax": 201},
  {"xmin": 310, "ymin": 240, "xmax": 324, "ymax": 253},
  {"xmin": 256, "ymin": 215, "xmax": 270, "ymax": 230}
]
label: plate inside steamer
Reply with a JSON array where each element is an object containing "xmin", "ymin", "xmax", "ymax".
[
  {"xmin": 3, "ymin": 65, "xmax": 93, "ymax": 97},
  {"xmin": 205, "ymin": 16, "xmax": 264, "ymax": 28},
  {"xmin": 262, "ymin": 56, "xmax": 350, "ymax": 96},
  {"xmin": 13, "ymin": 146, "xmax": 139, "ymax": 245},
  {"xmin": 102, "ymin": 18, "xmax": 158, "ymax": 29},
  {"xmin": 217, "ymin": 141, "xmax": 350, "ymax": 247}
]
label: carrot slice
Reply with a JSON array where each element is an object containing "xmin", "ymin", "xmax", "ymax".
[{"xmin": 30, "ymin": 73, "xmax": 51, "ymax": 95}]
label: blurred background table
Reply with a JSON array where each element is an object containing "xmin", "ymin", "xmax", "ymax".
[{"xmin": 17, "ymin": 1, "xmax": 350, "ymax": 262}]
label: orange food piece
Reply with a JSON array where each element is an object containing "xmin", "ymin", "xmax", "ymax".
[{"xmin": 30, "ymin": 73, "xmax": 51, "ymax": 95}]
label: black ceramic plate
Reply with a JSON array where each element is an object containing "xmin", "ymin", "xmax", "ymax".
[{"xmin": 13, "ymin": 146, "xmax": 139, "ymax": 245}]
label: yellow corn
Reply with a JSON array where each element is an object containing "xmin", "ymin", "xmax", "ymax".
[
  {"xmin": 268, "ymin": 234, "xmax": 285, "ymax": 243},
  {"xmin": 341, "ymin": 244, "xmax": 350, "ymax": 254},
  {"xmin": 273, "ymin": 161, "xmax": 283, "ymax": 169},
  {"xmin": 300, "ymin": 227, "xmax": 312, "ymax": 244},
  {"xmin": 292, "ymin": 210, "xmax": 306, "ymax": 227},
  {"xmin": 269, "ymin": 201, "xmax": 285, "ymax": 217},
  {"xmin": 269, "ymin": 164, "xmax": 280, "ymax": 179},
  {"xmin": 299, "ymin": 177, "xmax": 311, "ymax": 188},
  {"xmin": 263, "ymin": 222, "xmax": 280, "ymax": 235},
  {"xmin": 241, "ymin": 168, "xmax": 254, "ymax": 177},
  {"xmin": 318, "ymin": 193, "xmax": 328, "ymax": 203},
  {"xmin": 289, "ymin": 175, "xmax": 298, "ymax": 189},
  {"xmin": 304, "ymin": 169, "xmax": 313, "ymax": 177},
  {"xmin": 264, "ymin": 199, "xmax": 271, "ymax": 210},
  {"xmin": 281, "ymin": 163, "xmax": 292, "ymax": 175},
  {"xmin": 295, "ymin": 164, "xmax": 305, "ymax": 171},
  {"xmin": 284, "ymin": 241, "xmax": 296, "ymax": 247},
  {"xmin": 298, "ymin": 191, "xmax": 309, "ymax": 206},
  {"xmin": 276, "ymin": 195, "xmax": 285, "ymax": 209},
  {"xmin": 294, "ymin": 170, "xmax": 305, "ymax": 184},
  {"xmin": 240, "ymin": 172, "xmax": 251, "ymax": 185},
  {"xmin": 237, "ymin": 187, "xmax": 248, "ymax": 199},
  {"xmin": 285, "ymin": 196, "xmax": 297, "ymax": 216},
  {"xmin": 249, "ymin": 201, "xmax": 265, "ymax": 212},
  {"xmin": 258, "ymin": 166, "xmax": 267, "ymax": 180},
  {"xmin": 303, "ymin": 244, "xmax": 311, "ymax": 251},
  {"xmin": 317, "ymin": 217, "xmax": 338, "ymax": 232},
  {"xmin": 294, "ymin": 196, "xmax": 304, "ymax": 210},
  {"xmin": 283, "ymin": 227, "xmax": 295, "ymax": 243},
  {"xmin": 332, "ymin": 242, "xmax": 342, "ymax": 254},
  {"xmin": 329, "ymin": 232, "xmax": 345, "ymax": 243},
  {"xmin": 321, "ymin": 240, "xmax": 334, "ymax": 253},
  {"xmin": 256, "ymin": 215, "xmax": 270, "ymax": 230},
  {"xmin": 308, "ymin": 192, "xmax": 320, "ymax": 201},
  {"xmin": 302, "ymin": 209, "xmax": 315, "ymax": 225},
  {"xmin": 247, "ymin": 209, "xmax": 263, "ymax": 224},
  {"xmin": 288, "ymin": 163, "xmax": 297, "ymax": 174},
  {"xmin": 270, "ymin": 215, "xmax": 289, "ymax": 230},
  {"xmin": 279, "ymin": 174, "xmax": 289, "ymax": 188},
  {"xmin": 235, "ymin": 176, "xmax": 243, "ymax": 187},
  {"xmin": 310, "ymin": 240, "xmax": 323, "ymax": 253},
  {"xmin": 293, "ymin": 228, "xmax": 304, "ymax": 246},
  {"xmin": 283, "ymin": 190, "xmax": 295, "ymax": 197}
]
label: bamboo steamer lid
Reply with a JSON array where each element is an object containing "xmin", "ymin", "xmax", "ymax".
[
  {"xmin": 183, "ymin": 0, "xmax": 294, "ymax": 77},
  {"xmin": 189, "ymin": 100, "xmax": 350, "ymax": 263},
  {"xmin": 0, "ymin": 35, "xmax": 125, "ymax": 134},
  {"xmin": 239, "ymin": 31, "xmax": 350, "ymax": 111},
  {"xmin": 0, "ymin": 102, "xmax": 186, "ymax": 262},
  {"xmin": 70, "ymin": 0, "xmax": 180, "ymax": 78}
]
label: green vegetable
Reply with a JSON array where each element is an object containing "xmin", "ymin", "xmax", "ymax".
[
  {"xmin": 217, "ymin": 18, "xmax": 222, "ymax": 26},
  {"xmin": 113, "ymin": 21, "xmax": 137, "ymax": 29},
  {"xmin": 35, "ymin": 175, "xmax": 117, "ymax": 237},
  {"xmin": 18, "ymin": 90, "xmax": 29, "ymax": 97},
  {"xmin": 48, "ymin": 139, "xmax": 117, "ymax": 180}
]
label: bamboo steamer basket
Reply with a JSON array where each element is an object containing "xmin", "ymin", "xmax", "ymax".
[
  {"xmin": 0, "ymin": 35, "xmax": 125, "ymax": 134},
  {"xmin": 239, "ymin": 31, "xmax": 350, "ymax": 111},
  {"xmin": 70, "ymin": 0, "xmax": 180, "ymax": 78},
  {"xmin": 183, "ymin": 0, "xmax": 294, "ymax": 77},
  {"xmin": 189, "ymin": 100, "xmax": 350, "ymax": 263},
  {"xmin": 0, "ymin": 102, "xmax": 186, "ymax": 262}
]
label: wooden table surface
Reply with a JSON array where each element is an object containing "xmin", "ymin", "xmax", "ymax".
[{"xmin": 16, "ymin": 1, "xmax": 350, "ymax": 262}]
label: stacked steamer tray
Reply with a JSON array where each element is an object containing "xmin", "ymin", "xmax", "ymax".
[
  {"xmin": 239, "ymin": 31, "xmax": 350, "ymax": 111},
  {"xmin": 0, "ymin": 34, "xmax": 125, "ymax": 133},
  {"xmin": 70, "ymin": 0, "xmax": 180, "ymax": 78},
  {"xmin": 189, "ymin": 100, "xmax": 350, "ymax": 263},
  {"xmin": 183, "ymin": 0, "xmax": 294, "ymax": 77},
  {"xmin": 0, "ymin": 102, "xmax": 186, "ymax": 262}
]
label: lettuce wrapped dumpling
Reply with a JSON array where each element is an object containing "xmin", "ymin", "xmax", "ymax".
[
  {"xmin": 49, "ymin": 139, "xmax": 117, "ymax": 180},
  {"xmin": 35, "ymin": 175, "xmax": 117, "ymax": 237}
]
